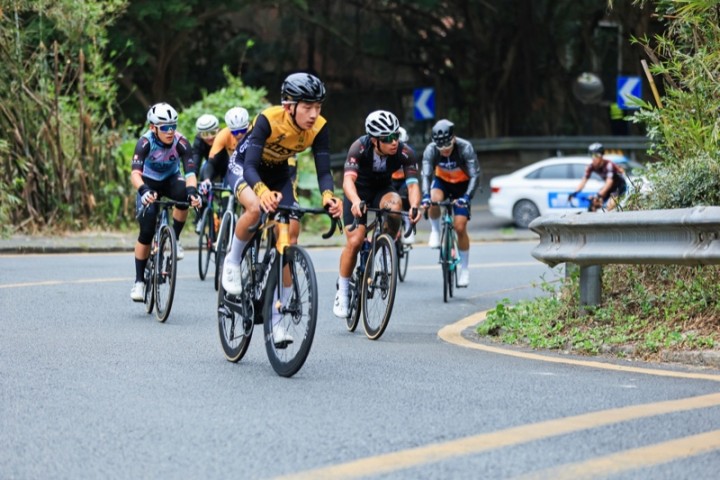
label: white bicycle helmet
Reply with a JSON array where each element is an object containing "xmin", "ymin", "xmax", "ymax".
[
  {"xmin": 365, "ymin": 110, "xmax": 400, "ymax": 137},
  {"xmin": 225, "ymin": 107, "xmax": 249, "ymax": 131},
  {"xmin": 147, "ymin": 102, "xmax": 178, "ymax": 125},
  {"xmin": 196, "ymin": 114, "xmax": 219, "ymax": 132},
  {"xmin": 398, "ymin": 126, "xmax": 409, "ymax": 143}
]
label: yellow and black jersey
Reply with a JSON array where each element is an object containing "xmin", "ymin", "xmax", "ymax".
[{"xmin": 236, "ymin": 105, "xmax": 333, "ymax": 196}]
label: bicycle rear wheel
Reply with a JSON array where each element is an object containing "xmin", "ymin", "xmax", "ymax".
[
  {"xmin": 154, "ymin": 224, "xmax": 177, "ymax": 323},
  {"xmin": 143, "ymin": 253, "xmax": 155, "ymax": 314},
  {"xmin": 397, "ymin": 241, "xmax": 410, "ymax": 282},
  {"xmin": 263, "ymin": 246, "xmax": 318, "ymax": 377},
  {"xmin": 362, "ymin": 234, "xmax": 397, "ymax": 340},
  {"xmin": 217, "ymin": 248, "xmax": 255, "ymax": 363},
  {"xmin": 448, "ymin": 230, "xmax": 458, "ymax": 298},
  {"xmin": 215, "ymin": 211, "xmax": 234, "ymax": 291},
  {"xmin": 197, "ymin": 207, "xmax": 214, "ymax": 280}
]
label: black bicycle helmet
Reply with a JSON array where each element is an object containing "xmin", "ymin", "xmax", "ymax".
[
  {"xmin": 588, "ymin": 142, "xmax": 605, "ymax": 155},
  {"xmin": 280, "ymin": 73, "xmax": 326, "ymax": 103},
  {"xmin": 431, "ymin": 119, "xmax": 455, "ymax": 147}
]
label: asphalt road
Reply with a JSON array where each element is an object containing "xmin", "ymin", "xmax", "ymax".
[{"xmin": 2, "ymin": 242, "xmax": 720, "ymax": 479}]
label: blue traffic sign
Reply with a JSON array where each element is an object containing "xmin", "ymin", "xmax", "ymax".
[
  {"xmin": 413, "ymin": 88, "xmax": 435, "ymax": 120},
  {"xmin": 617, "ymin": 76, "xmax": 642, "ymax": 110}
]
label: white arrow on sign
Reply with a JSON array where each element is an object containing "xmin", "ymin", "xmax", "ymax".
[
  {"xmin": 619, "ymin": 77, "xmax": 640, "ymax": 104},
  {"xmin": 416, "ymin": 89, "xmax": 433, "ymax": 119}
]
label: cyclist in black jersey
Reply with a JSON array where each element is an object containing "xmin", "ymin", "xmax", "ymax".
[
  {"xmin": 420, "ymin": 119, "xmax": 481, "ymax": 287},
  {"xmin": 333, "ymin": 110, "xmax": 422, "ymax": 318},
  {"xmin": 569, "ymin": 142, "xmax": 627, "ymax": 211},
  {"xmin": 129, "ymin": 103, "xmax": 202, "ymax": 301}
]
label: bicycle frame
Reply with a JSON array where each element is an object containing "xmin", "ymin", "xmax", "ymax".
[
  {"xmin": 431, "ymin": 200, "xmax": 461, "ymax": 302},
  {"xmin": 217, "ymin": 204, "xmax": 340, "ymax": 376}
]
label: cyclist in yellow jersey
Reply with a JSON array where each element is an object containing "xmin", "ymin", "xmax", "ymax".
[
  {"xmin": 199, "ymin": 107, "xmax": 249, "ymax": 194},
  {"xmin": 220, "ymin": 73, "xmax": 342, "ymax": 344}
]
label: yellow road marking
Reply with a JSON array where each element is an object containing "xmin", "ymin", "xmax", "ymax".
[
  {"xmin": 272, "ymin": 393, "xmax": 720, "ymax": 480},
  {"xmin": 438, "ymin": 312, "xmax": 720, "ymax": 382},
  {"xmin": 513, "ymin": 428, "xmax": 720, "ymax": 480}
]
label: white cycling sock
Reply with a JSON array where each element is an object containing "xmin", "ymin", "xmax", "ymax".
[
  {"xmin": 430, "ymin": 218, "xmax": 440, "ymax": 234},
  {"xmin": 226, "ymin": 234, "xmax": 247, "ymax": 266},
  {"xmin": 337, "ymin": 275, "xmax": 350, "ymax": 295},
  {"xmin": 459, "ymin": 249, "xmax": 469, "ymax": 270}
]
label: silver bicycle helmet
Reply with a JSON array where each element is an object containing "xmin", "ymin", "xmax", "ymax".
[{"xmin": 147, "ymin": 102, "xmax": 178, "ymax": 125}]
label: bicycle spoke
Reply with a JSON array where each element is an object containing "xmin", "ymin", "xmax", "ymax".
[
  {"xmin": 362, "ymin": 234, "xmax": 397, "ymax": 340},
  {"xmin": 264, "ymin": 246, "xmax": 318, "ymax": 377}
]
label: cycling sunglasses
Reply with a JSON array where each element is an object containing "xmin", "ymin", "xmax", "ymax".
[
  {"xmin": 157, "ymin": 124, "xmax": 177, "ymax": 133},
  {"xmin": 378, "ymin": 132, "xmax": 400, "ymax": 144},
  {"xmin": 435, "ymin": 139, "xmax": 453, "ymax": 149},
  {"xmin": 231, "ymin": 127, "xmax": 248, "ymax": 136},
  {"xmin": 200, "ymin": 129, "xmax": 219, "ymax": 139}
]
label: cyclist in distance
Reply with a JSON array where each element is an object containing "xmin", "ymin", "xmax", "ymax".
[
  {"xmin": 333, "ymin": 110, "xmax": 422, "ymax": 318},
  {"xmin": 569, "ymin": 142, "xmax": 627, "ymax": 211},
  {"xmin": 421, "ymin": 118, "xmax": 480, "ymax": 288},
  {"xmin": 198, "ymin": 107, "xmax": 250, "ymax": 195},
  {"xmin": 220, "ymin": 72, "xmax": 342, "ymax": 344},
  {"xmin": 191, "ymin": 113, "xmax": 219, "ymax": 230},
  {"xmin": 391, "ymin": 126, "xmax": 417, "ymax": 245},
  {"xmin": 129, "ymin": 102, "xmax": 202, "ymax": 301}
]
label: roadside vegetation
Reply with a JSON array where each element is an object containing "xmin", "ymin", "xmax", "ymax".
[{"xmin": 480, "ymin": 0, "xmax": 720, "ymax": 360}]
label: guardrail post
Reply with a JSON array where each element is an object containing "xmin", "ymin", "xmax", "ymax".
[{"xmin": 579, "ymin": 265, "xmax": 602, "ymax": 308}]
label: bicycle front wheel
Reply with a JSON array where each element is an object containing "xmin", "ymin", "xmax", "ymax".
[
  {"xmin": 397, "ymin": 241, "xmax": 410, "ymax": 282},
  {"xmin": 263, "ymin": 246, "xmax": 318, "ymax": 378},
  {"xmin": 217, "ymin": 249, "xmax": 255, "ymax": 363},
  {"xmin": 154, "ymin": 224, "xmax": 177, "ymax": 323},
  {"xmin": 197, "ymin": 207, "xmax": 214, "ymax": 280},
  {"xmin": 215, "ymin": 211, "xmax": 234, "ymax": 291},
  {"xmin": 362, "ymin": 234, "xmax": 397, "ymax": 340},
  {"xmin": 346, "ymin": 273, "xmax": 361, "ymax": 332},
  {"xmin": 441, "ymin": 227, "xmax": 450, "ymax": 303}
]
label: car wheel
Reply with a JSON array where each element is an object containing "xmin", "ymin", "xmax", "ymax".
[{"xmin": 513, "ymin": 200, "xmax": 540, "ymax": 229}]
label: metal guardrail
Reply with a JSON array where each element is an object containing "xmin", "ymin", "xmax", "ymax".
[
  {"xmin": 330, "ymin": 135, "xmax": 649, "ymax": 169},
  {"xmin": 529, "ymin": 206, "xmax": 720, "ymax": 306}
]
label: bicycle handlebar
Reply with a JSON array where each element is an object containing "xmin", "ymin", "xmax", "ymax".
[
  {"xmin": 347, "ymin": 201, "xmax": 416, "ymax": 237},
  {"xmin": 248, "ymin": 204, "xmax": 343, "ymax": 239},
  {"xmin": 136, "ymin": 199, "xmax": 191, "ymax": 219}
]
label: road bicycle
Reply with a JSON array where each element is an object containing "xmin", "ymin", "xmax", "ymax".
[
  {"xmin": 197, "ymin": 183, "xmax": 233, "ymax": 281},
  {"xmin": 344, "ymin": 204, "xmax": 411, "ymax": 340},
  {"xmin": 138, "ymin": 199, "xmax": 189, "ymax": 323},
  {"xmin": 213, "ymin": 189, "xmax": 241, "ymax": 291},
  {"xmin": 430, "ymin": 200, "xmax": 465, "ymax": 303},
  {"xmin": 217, "ymin": 204, "xmax": 341, "ymax": 377}
]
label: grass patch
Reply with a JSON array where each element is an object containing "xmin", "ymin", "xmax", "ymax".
[{"xmin": 478, "ymin": 265, "xmax": 719, "ymax": 360}]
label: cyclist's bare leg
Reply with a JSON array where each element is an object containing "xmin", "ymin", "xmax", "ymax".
[
  {"xmin": 135, "ymin": 242, "xmax": 150, "ymax": 260},
  {"xmin": 606, "ymin": 195, "xmax": 618, "ymax": 211},
  {"xmin": 172, "ymin": 208, "xmax": 189, "ymax": 224},
  {"xmin": 428, "ymin": 188, "xmax": 444, "ymax": 221},
  {"xmin": 380, "ymin": 192, "xmax": 403, "ymax": 238},
  {"xmin": 234, "ymin": 186, "xmax": 261, "ymax": 243},
  {"xmin": 339, "ymin": 225, "xmax": 366, "ymax": 278},
  {"xmin": 454, "ymin": 215, "xmax": 470, "ymax": 251}
]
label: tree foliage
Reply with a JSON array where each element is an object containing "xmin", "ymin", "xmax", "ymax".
[
  {"xmin": 630, "ymin": 0, "xmax": 720, "ymax": 208},
  {"xmin": 0, "ymin": 0, "xmax": 127, "ymax": 234}
]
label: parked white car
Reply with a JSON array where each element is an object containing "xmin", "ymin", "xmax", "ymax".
[{"xmin": 488, "ymin": 155, "xmax": 645, "ymax": 228}]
